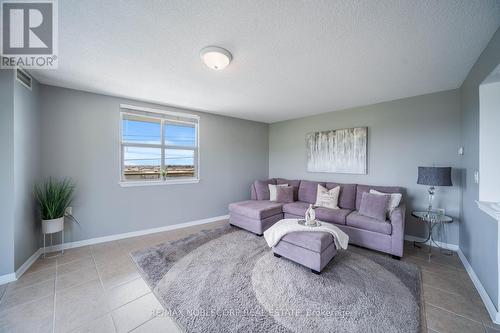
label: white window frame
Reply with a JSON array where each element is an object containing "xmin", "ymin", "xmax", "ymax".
[{"xmin": 119, "ymin": 104, "xmax": 200, "ymax": 187}]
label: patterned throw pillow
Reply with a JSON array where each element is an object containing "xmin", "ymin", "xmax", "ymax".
[{"xmin": 314, "ymin": 185, "xmax": 340, "ymax": 209}]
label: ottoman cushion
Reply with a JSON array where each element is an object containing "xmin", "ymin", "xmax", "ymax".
[
  {"xmin": 281, "ymin": 231, "xmax": 334, "ymax": 253},
  {"xmin": 228, "ymin": 200, "xmax": 283, "ymax": 220}
]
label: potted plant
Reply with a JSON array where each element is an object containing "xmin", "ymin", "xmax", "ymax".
[{"xmin": 34, "ymin": 178, "xmax": 78, "ymax": 235}]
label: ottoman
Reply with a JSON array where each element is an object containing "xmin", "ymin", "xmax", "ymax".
[
  {"xmin": 229, "ymin": 200, "xmax": 283, "ymax": 236},
  {"xmin": 272, "ymin": 231, "xmax": 337, "ymax": 274}
]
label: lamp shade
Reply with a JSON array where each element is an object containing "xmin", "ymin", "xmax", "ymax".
[{"xmin": 417, "ymin": 167, "xmax": 452, "ymax": 186}]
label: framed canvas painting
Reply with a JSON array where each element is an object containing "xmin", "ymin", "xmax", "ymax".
[{"xmin": 306, "ymin": 127, "xmax": 367, "ymax": 174}]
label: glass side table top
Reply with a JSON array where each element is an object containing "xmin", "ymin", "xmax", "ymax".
[
  {"xmin": 411, "ymin": 210, "xmax": 453, "ymax": 260},
  {"xmin": 411, "ymin": 210, "xmax": 453, "ymax": 223}
]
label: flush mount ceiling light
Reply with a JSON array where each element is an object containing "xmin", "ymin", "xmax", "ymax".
[{"xmin": 200, "ymin": 46, "xmax": 232, "ymax": 70}]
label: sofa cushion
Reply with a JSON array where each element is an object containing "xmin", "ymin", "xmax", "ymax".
[
  {"xmin": 228, "ymin": 200, "xmax": 282, "ymax": 220},
  {"xmin": 356, "ymin": 184, "xmax": 403, "ymax": 211},
  {"xmin": 298, "ymin": 180, "xmax": 325, "ymax": 203},
  {"xmin": 315, "ymin": 207, "xmax": 351, "ymax": 225},
  {"xmin": 346, "ymin": 211, "xmax": 392, "ymax": 235},
  {"xmin": 326, "ymin": 182, "xmax": 357, "ymax": 210},
  {"xmin": 282, "ymin": 202, "xmax": 351, "ymax": 225},
  {"xmin": 254, "ymin": 179, "xmax": 277, "ymax": 200},
  {"xmin": 359, "ymin": 192, "xmax": 390, "ymax": 221},
  {"xmin": 276, "ymin": 186, "xmax": 294, "ymax": 203},
  {"xmin": 280, "ymin": 231, "xmax": 334, "ymax": 253},
  {"xmin": 276, "ymin": 178, "xmax": 301, "ymax": 201},
  {"xmin": 282, "ymin": 201, "xmax": 309, "ymax": 217}
]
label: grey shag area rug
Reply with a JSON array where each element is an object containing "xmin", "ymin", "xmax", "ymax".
[{"xmin": 131, "ymin": 225, "xmax": 423, "ymax": 333}]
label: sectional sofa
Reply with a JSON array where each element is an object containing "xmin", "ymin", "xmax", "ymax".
[{"xmin": 229, "ymin": 179, "xmax": 406, "ymax": 258}]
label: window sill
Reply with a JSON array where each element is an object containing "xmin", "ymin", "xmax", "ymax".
[
  {"xmin": 476, "ymin": 201, "xmax": 500, "ymax": 221},
  {"xmin": 119, "ymin": 179, "xmax": 200, "ymax": 187}
]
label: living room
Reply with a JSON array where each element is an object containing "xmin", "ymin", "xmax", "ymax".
[{"xmin": 0, "ymin": 1, "xmax": 499, "ymax": 332}]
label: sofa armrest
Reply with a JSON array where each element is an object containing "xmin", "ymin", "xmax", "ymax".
[
  {"xmin": 389, "ymin": 204, "xmax": 406, "ymax": 257},
  {"xmin": 390, "ymin": 204, "xmax": 406, "ymax": 224}
]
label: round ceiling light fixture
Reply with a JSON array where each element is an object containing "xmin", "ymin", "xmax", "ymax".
[{"xmin": 200, "ymin": 46, "xmax": 232, "ymax": 70}]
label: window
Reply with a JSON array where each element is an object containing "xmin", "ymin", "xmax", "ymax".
[{"xmin": 120, "ymin": 105, "xmax": 199, "ymax": 186}]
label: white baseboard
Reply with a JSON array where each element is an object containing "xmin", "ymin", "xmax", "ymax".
[
  {"xmin": 0, "ymin": 215, "xmax": 229, "ymax": 285},
  {"xmin": 401, "ymin": 235, "xmax": 499, "ymax": 324},
  {"xmin": 15, "ymin": 249, "xmax": 42, "ymax": 279},
  {"xmin": 43, "ymin": 215, "xmax": 229, "ymax": 253},
  {"xmin": 0, "ymin": 272, "xmax": 16, "ymax": 285},
  {"xmin": 404, "ymin": 234, "xmax": 459, "ymax": 251},
  {"xmin": 457, "ymin": 249, "xmax": 500, "ymax": 324},
  {"xmin": 0, "ymin": 249, "xmax": 43, "ymax": 285}
]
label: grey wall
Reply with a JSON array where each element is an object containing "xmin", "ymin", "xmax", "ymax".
[
  {"xmin": 460, "ymin": 27, "xmax": 500, "ymax": 308},
  {"xmin": 0, "ymin": 69, "xmax": 15, "ymax": 276},
  {"xmin": 13, "ymin": 77, "xmax": 41, "ymax": 270},
  {"xmin": 39, "ymin": 85, "xmax": 269, "ymax": 242},
  {"xmin": 269, "ymin": 89, "xmax": 462, "ymax": 244}
]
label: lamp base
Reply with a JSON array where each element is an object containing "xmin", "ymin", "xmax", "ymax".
[{"xmin": 427, "ymin": 186, "xmax": 435, "ymax": 212}]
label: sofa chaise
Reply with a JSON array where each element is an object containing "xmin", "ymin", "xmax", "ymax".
[{"xmin": 229, "ymin": 178, "xmax": 405, "ymax": 258}]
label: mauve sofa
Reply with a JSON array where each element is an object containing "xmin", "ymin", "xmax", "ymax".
[{"xmin": 228, "ymin": 178, "xmax": 406, "ymax": 258}]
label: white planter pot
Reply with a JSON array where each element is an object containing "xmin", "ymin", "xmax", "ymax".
[{"xmin": 42, "ymin": 217, "xmax": 64, "ymax": 234}]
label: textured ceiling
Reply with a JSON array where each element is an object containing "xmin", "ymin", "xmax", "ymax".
[{"xmin": 31, "ymin": 0, "xmax": 500, "ymax": 123}]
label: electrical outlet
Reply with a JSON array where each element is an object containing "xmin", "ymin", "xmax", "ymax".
[
  {"xmin": 474, "ymin": 171, "xmax": 480, "ymax": 184},
  {"xmin": 65, "ymin": 207, "xmax": 72, "ymax": 215},
  {"xmin": 458, "ymin": 147, "xmax": 464, "ymax": 155}
]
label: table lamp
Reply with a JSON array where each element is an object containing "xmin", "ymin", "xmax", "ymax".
[{"xmin": 417, "ymin": 166, "xmax": 452, "ymax": 212}]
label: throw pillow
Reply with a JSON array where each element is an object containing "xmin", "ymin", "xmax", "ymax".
[
  {"xmin": 359, "ymin": 192, "xmax": 390, "ymax": 221},
  {"xmin": 315, "ymin": 185, "xmax": 340, "ymax": 209},
  {"xmin": 268, "ymin": 184, "xmax": 288, "ymax": 201},
  {"xmin": 276, "ymin": 178, "xmax": 301, "ymax": 201},
  {"xmin": 369, "ymin": 189, "xmax": 402, "ymax": 217},
  {"xmin": 254, "ymin": 179, "xmax": 276, "ymax": 200},
  {"xmin": 276, "ymin": 186, "xmax": 294, "ymax": 203}
]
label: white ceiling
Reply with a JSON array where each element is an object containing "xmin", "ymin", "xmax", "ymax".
[{"xmin": 31, "ymin": 0, "xmax": 500, "ymax": 123}]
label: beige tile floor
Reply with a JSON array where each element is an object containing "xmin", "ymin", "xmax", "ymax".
[{"xmin": 0, "ymin": 219, "xmax": 498, "ymax": 333}]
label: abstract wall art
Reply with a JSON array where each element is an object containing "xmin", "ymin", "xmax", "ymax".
[{"xmin": 306, "ymin": 127, "xmax": 367, "ymax": 174}]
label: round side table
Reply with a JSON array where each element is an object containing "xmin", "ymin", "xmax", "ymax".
[{"xmin": 411, "ymin": 210, "xmax": 453, "ymax": 260}]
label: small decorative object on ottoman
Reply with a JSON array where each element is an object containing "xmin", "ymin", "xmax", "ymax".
[
  {"xmin": 264, "ymin": 219, "xmax": 349, "ymax": 274},
  {"xmin": 304, "ymin": 204, "xmax": 316, "ymax": 226}
]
